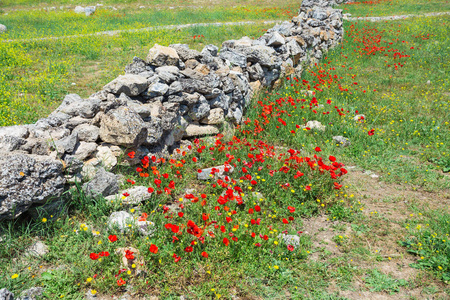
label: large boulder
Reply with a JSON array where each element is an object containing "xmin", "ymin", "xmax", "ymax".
[
  {"xmin": 99, "ymin": 107, "xmax": 148, "ymax": 147},
  {"xmin": 103, "ymin": 74, "xmax": 149, "ymax": 96},
  {"xmin": 0, "ymin": 153, "xmax": 65, "ymax": 220}
]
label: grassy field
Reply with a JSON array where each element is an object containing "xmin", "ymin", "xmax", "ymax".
[
  {"xmin": 0, "ymin": 0, "xmax": 449, "ymax": 299},
  {"xmin": 343, "ymin": 0, "xmax": 450, "ymax": 16}
]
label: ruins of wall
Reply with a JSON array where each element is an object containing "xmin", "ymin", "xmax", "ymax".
[{"xmin": 0, "ymin": 0, "xmax": 344, "ymax": 220}]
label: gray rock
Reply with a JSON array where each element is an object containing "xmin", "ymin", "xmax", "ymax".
[
  {"xmin": 248, "ymin": 63, "xmax": 264, "ymax": 81},
  {"xmin": 200, "ymin": 108, "xmax": 224, "ymax": 125},
  {"xmin": 0, "ymin": 135, "xmax": 26, "ymax": 151},
  {"xmin": 267, "ymin": 32, "xmax": 286, "ymax": 47},
  {"xmin": 168, "ymin": 81, "xmax": 183, "ymax": 95},
  {"xmin": 82, "ymin": 167, "xmax": 119, "ymax": 198},
  {"xmin": 63, "ymin": 155, "xmax": 83, "ymax": 174},
  {"xmin": 147, "ymin": 44, "xmax": 180, "ymax": 67},
  {"xmin": 185, "ymin": 124, "xmax": 219, "ymax": 137},
  {"xmin": 219, "ymin": 49, "xmax": 247, "ymax": 68},
  {"xmin": 73, "ymin": 141, "xmax": 97, "ymax": 160},
  {"xmin": 25, "ymin": 240, "xmax": 49, "ymax": 257},
  {"xmin": 0, "ymin": 289, "xmax": 14, "ymax": 300},
  {"xmin": 99, "ymin": 107, "xmax": 148, "ymax": 147},
  {"xmin": 0, "ymin": 24, "xmax": 7, "ymax": 34},
  {"xmin": 84, "ymin": 6, "xmax": 96, "ymax": 16},
  {"xmin": 201, "ymin": 44, "xmax": 219, "ymax": 57},
  {"xmin": 278, "ymin": 234, "xmax": 300, "ymax": 247},
  {"xmin": 108, "ymin": 211, "xmax": 133, "ymax": 231},
  {"xmin": 169, "ymin": 44, "xmax": 201, "ymax": 61},
  {"xmin": 19, "ymin": 287, "xmax": 44, "ymax": 300},
  {"xmin": 302, "ymin": 120, "xmax": 326, "ymax": 131},
  {"xmin": 197, "ymin": 165, "xmax": 234, "ymax": 180},
  {"xmin": 0, "ymin": 153, "xmax": 65, "ymax": 220},
  {"xmin": 103, "ymin": 74, "xmax": 148, "ymax": 96},
  {"xmin": 53, "ymin": 132, "xmax": 79, "ymax": 154},
  {"xmin": 312, "ymin": 9, "xmax": 328, "ymax": 20},
  {"xmin": 188, "ymin": 98, "xmax": 210, "ymax": 121},
  {"xmin": 105, "ymin": 186, "xmax": 152, "ymax": 206},
  {"xmin": 72, "ymin": 124, "xmax": 99, "ymax": 142},
  {"xmin": 56, "ymin": 94, "xmax": 100, "ymax": 118},
  {"xmin": 124, "ymin": 57, "xmax": 152, "ymax": 75},
  {"xmin": 0, "ymin": 125, "xmax": 29, "ymax": 139},
  {"xmin": 332, "ymin": 136, "xmax": 351, "ymax": 147},
  {"xmin": 146, "ymin": 82, "xmax": 169, "ymax": 97},
  {"xmin": 96, "ymin": 145, "xmax": 118, "ymax": 170},
  {"xmin": 143, "ymin": 118, "xmax": 163, "ymax": 145}
]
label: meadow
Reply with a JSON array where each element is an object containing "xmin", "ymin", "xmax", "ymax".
[{"xmin": 0, "ymin": 0, "xmax": 449, "ymax": 299}]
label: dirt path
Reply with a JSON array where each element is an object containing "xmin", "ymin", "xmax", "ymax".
[
  {"xmin": 1, "ymin": 20, "xmax": 283, "ymax": 43},
  {"xmin": 304, "ymin": 165, "xmax": 450, "ymax": 299},
  {"xmin": 347, "ymin": 11, "xmax": 450, "ymax": 22}
]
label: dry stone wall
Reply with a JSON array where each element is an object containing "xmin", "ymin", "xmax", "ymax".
[{"xmin": 0, "ymin": 0, "xmax": 344, "ymax": 221}]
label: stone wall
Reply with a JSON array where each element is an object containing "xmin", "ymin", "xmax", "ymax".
[{"xmin": 0, "ymin": 0, "xmax": 344, "ymax": 221}]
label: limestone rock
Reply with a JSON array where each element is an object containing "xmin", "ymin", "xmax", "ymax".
[
  {"xmin": 0, "ymin": 153, "xmax": 65, "ymax": 220},
  {"xmin": 147, "ymin": 44, "xmax": 180, "ymax": 67},
  {"xmin": 99, "ymin": 107, "xmax": 148, "ymax": 147},
  {"xmin": 185, "ymin": 124, "xmax": 219, "ymax": 137},
  {"xmin": 82, "ymin": 167, "xmax": 119, "ymax": 198},
  {"xmin": 197, "ymin": 165, "xmax": 234, "ymax": 180},
  {"xmin": 200, "ymin": 108, "xmax": 224, "ymax": 125},
  {"xmin": 108, "ymin": 211, "xmax": 133, "ymax": 231},
  {"xmin": 302, "ymin": 120, "xmax": 326, "ymax": 132},
  {"xmin": 333, "ymin": 136, "xmax": 351, "ymax": 147},
  {"xmin": 25, "ymin": 240, "xmax": 49, "ymax": 257},
  {"xmin": 0, "ymin": 289, "xmax": 14, "ymax": 300},
  {"xmin": 96, "ymin": 145, "xmax": 118, "ymax": 170},
  {"xmin": 105, "ymin": 186, "xmax": 152, "ymax": 206},
  {"xmin": 73, "ymin": 141, "xmax": 97, "ymax": 161},
  {"xmin": 72, "ymin": 124, "xmax": 99, "ymax": 142},
  {"xmin": 103, "ymin": 74, "xmax": 148, "ymax": 96}
]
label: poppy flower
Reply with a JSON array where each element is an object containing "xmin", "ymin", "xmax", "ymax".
[
  {"xmin": 368, "ymin": 129, "xmax": 375, "ymax": 136},
  {"xmin": 90, "ymin": 253, "xmax": 99, "ymax": 260},
  {"xmin": 315, "ymin": 147, "xmax": 322, "ymax": 152},
  {"xmin": 117, "ymin": 278, "xmax": 126, "ymax": 286},
  {"xmin": 287, "ymin": 206, "xmax": 295, "ymax": 213},
  {"xmin": 287, "ymin": 245, "xmax": 295, "ymax": 251},
  {"xmin": 184, "ymin": 246, "xmax": 193, "ymax": 253},
  {"xmin": 173, "ymin": 253, "xmax": 181, "ymax": 262},
  {"xmin": 99, "ymin": 251, "xmax": 109, "ymax": 257},
  {"xmin": 248, "ymin": 208, "xmax": 254, "ymax": 214},
  {"xmin": 108, "ymin": 235, "xmax": 118, "ymax": 242},
  {"xmin": 125, "ymin": 250, "xmax": 134, "ymax": 260},
  {"xmin": 178, "ymin": 212, "xmax": 184, "ymax": 218},
  {"xmin": 282, "ymin": 218, "xmax": 289, "ymax": 224},
  {"xmin": 127, "ymin": 152, "xmax": 135, "ymax": 159},
  {"xmin": 254, "ymin": 205, "xmax": 261, "ymax": 212},
  {"xmin": 329, "ymin": 156, "xmax": 336, "ymax": 162},
  {"xmin": 226, "ymin": 217, "xmax": 232, "ymax": 223},
  {"xmin": 223, "ymin": 238, "xmax": 230, "ymax": 246},
  {"xmin": 149, "ymin": 244, "xmax": 158, "ymax": 254},
  {"xmin": 201, "ymin": 251, "xmax": 208, "ymax": 258}
]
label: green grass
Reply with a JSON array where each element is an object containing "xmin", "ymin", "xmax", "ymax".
[
  {"xmin": 0, "ymin": 6, "xmax": 296, "ymax": 40},
  {"xmin": 402, "ymin": 211, "xmax": 450, "ymax": 282},
  {"xmin": 342, "ymin": 0, "xmax": 450, "ymax": 17},
  {"xmin": 1, "ymin": 0, "xmax": 450, "ymax": 298}
]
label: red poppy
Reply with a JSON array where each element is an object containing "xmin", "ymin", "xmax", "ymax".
[
  {"xmin": 149, "ymin": 244, "xmax": 158, "ymax": 254},
  {"xmin": 108, "ymin": 235, "xmax": 118, "ymax": 242},
  {"xmin": 254, "ymin": 205, "xmax": 261, "ymax": 212},
  {"xmin": 178, "ymin": 212, "xmax": 184, "ymax": 218},
  {"xmin": 282, "ymin": 218, "xmax": 289, "ymax": 224},
  {"xmin": 148, "ymin": 187, "xmax": 154, "ymax": 193},
  {"xmin": 315, "ymin": 147, "xmax": 322, "ymax": 152},
  {"xmin": 223, "ymin": 238, "xmax": 230, "ymax": 246},
  {"xmin": 201, "ymin": 251, "xmax": 208, "ymax": 258},
  {"xmin": 226, "ymin": 216, "xmax": 232, "ymax": 223},
  {"xmin": 248, "ymin": 208, "xmax": 254, "ymax": 214},
  {"xmin": 89, "ymin": 253, "xmax": 99, "ymax": 260},
  {"xmin": 99, "ymin": 251, "xmax": 109, "ymax": 257},
  {"xmin": 125, "ymin": 250, "xmax": 134, "ymax": 260},
  {"xmin": 173, "ymin": 253, "xmax": 181, "ymax": 262},
  {"xmin": 287, "ymin": 206, "xmax": 295, "ymax": 213},
  {"xmin": 368, "ymin": 129, "xmax": 375, "ymax": 136},
  {"xmin": 329, "ymin": 156, "xmax": 336, "ymax": 162},
  {"xmin": 287, "ymin": 245, "xmax": 295, "ymax": 251},
  {"xmin": 127, "ymin": 152, "xmax": 135, "ymax": 159},
  {"xmin": 184, "ymin": 246, "xmax": 193, "ymax": 253},
  {"xmin": 117, "ymin": 278, "xmax": 126, "ymax": 286},
  {"xmin": 192, "ymin": 157, "xmax": 198, "ymax": 162}
]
